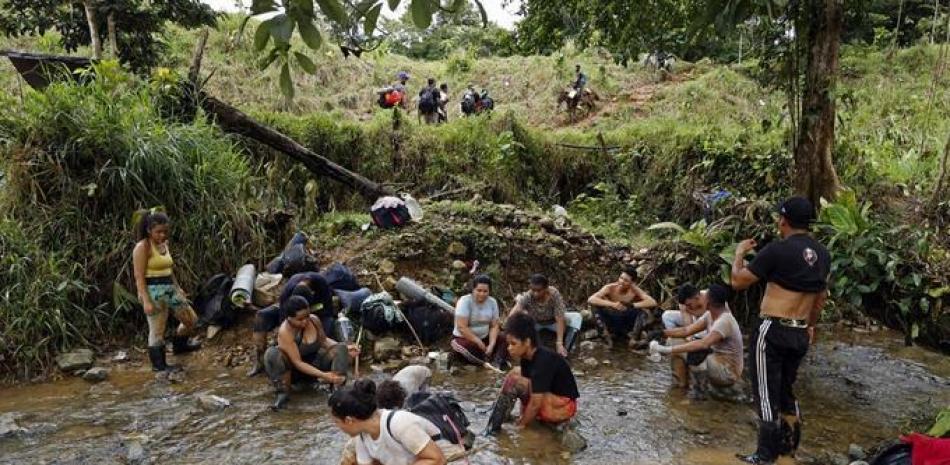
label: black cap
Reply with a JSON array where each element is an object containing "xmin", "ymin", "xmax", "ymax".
[{"xmin": 777, "ymin": 196, "xmax": 815, "ymax": 229}]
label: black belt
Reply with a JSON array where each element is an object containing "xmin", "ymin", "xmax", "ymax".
[
  {"xmin": 764, "ymin": 316, "xmax": 808, "ymax": 328},
  {"xmin": 146, "ymin": 276, "xmax": 173, "ymax": 285}
]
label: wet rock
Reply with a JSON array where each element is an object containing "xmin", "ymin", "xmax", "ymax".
[
  {"xmin": 126, "ymin": 439, "xmax": 147, "ymax": 464},
  {"xmin": 583, "ymin": 357, "xmax": 599, "ymax": 367},
  {"xmin": 582, "ymin": 329, "xmax": 599, "ymax": 341},
  {"xmin": 849, "ymin": 462, "xmax": 869, "ymax": 465},
  {"xmin": 447, "ymin": 241, "xmax": 467, "ymax": 256},
  {"xmin": 56, "ymin": 349, "xmax": 94, "ymax": 372},
  {"xmin": 451, "ymin": 260, "xmax": 467, "ymax": 270},
  {"xmin": 848, "ymin": 444, "xmax": 867, "ymax": 461},
  {"xmin": 374, "ymin": 338, "xmax": 401, "ymax": 361},
  {"xmin": 560, "ymin": 429, "xmax": 588, "ymax": 453},
  {"xmin": 196, "ymin": 393, "xmax": 232, "ymax": 410},
  {"xmin": 832, "ymin": 453, "xmax": 851, "ymax": 465},
  {"xmin": 82, "ymin": 367, "xmax": 108, "ymax": 382},
  {"xmin": 382, "ymin": 277, "xmax": 398, "ymax": 292},
  {"xmin": 112, "ymin": 351, "xmax": 129, "ymax": 362},
  {"xmin": 378, "ymin": 259, "xmax": 396, "ymax": 275},
  {"xmin": 0, "ymin": 413, "xmax": 26, "ymax": 438},
  {"xmin": 579, "ymin": 341, "xmax": 596, "ymax": 351}
]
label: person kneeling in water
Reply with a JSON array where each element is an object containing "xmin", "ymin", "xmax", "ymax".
[
  {"xmin": 649, "ymin": 284, "xmax": 743, "ymax": 399},
  {"xmin": 329, "ymin": 379, "xmax": 450, "ymax": 465},
  {"xmin": 485, "ymin": 312, "xmax": 579, "ymax": 435},
  {"xmin": 264, "ymin": 296, "xmax": 359, "ymax": 410}
]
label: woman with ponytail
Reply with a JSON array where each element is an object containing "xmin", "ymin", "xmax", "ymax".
[
  {"xmin": 132, "ymin": 209, "xmax": 201, "ymax": 372},
  {"xmin": 330, "ymin": 379, "xmax": 448, "ymax": 465}
]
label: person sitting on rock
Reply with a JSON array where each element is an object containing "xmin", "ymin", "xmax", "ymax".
[
  {"xmin": 264, "ymin": 296, "xmax": 358, "ymax": 410},
  {"xmin": 654, "ymin": 283, "xmax": 712, "ymax": 388},
  {"xmin": 510, "ymin": 274, "xmax": 582, "ymax": 357},
  {"xmin": 329, "ymin": 379, "xmax": 454, "ymax": 465},
  {"xmin": 587, "ymin": 265, "xmax": 657, "ymax": 348},
  {"xmin": 451, "ymin": 274, "xmax": 510, "ymax": 369},
  {"xmin": 649, "ymin": 284, "xmax": 743, "ymax": 399},
  {"xmin": 485, "ymin": 312, "xmax": 580, "ymax": 435}
]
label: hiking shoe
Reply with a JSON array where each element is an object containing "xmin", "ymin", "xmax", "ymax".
[{"xmin": 736, "ymin": 453, "xmax": 774, "ymax": 465}]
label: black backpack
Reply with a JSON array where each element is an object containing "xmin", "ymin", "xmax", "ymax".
[
  {"xmin": 371, "ymin": 203, "xmax": 411, "ymax": 229},
  {"xmin": 194, "ymin": 274, "xmax": 236, "ymax": 328},
  {"xmin": 322, "ymin": 262, "xmax": 361, "ymax": 291},
  {"xmin": 281, "ymin": 243, "xmax": 319, "ymax": 275},
  {"xmin": 387, "ymin": 393, "xmax": 473, "ymax": 450},
  {"xmin": 401, "ymin": 301, "xmax": 453, "ymax": 345},
  {"xmin": 418, "ymin": 88, "xmax": 436, "ymax": 113}
]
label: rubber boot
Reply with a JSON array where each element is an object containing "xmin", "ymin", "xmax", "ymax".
[
  {"xmin": 563, "ymin": 327, "xmax": 579, "ymax": 354},
  {"xmin": 246, "ymin": 344, "xmax": 266, "ymax": 377},
  {"xmin": 483, "ymin": 392, "xmax": 516, "ymax": 436},
  {"xmin": 148, "ymin": 345, "xmax": 168, "ymax": 372},
  {"xmin": 171, "ymin": 335, "xmax": 201, "ymax": 354},
  {"xmin": 737, "ymin": 420, "xmax": 782, "ymax": 464},
  {"xmin": 671, "ymin": 355, "xmax": 689, "ymax": 389},
  {"xmin": 780, "ymin": 412, "xmax": 802, "ymax": 456},
  {"xmin": 272, "ymin": 379, "xmax": 290, "ymax": 410},
  {"xmin": 687, "ymin": 368, "xmax": 710, "ymax": 400}
]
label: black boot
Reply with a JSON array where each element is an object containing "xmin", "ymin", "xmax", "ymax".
[
  {"xmin": 737, "ymin": 420, "xmax": 782, "ymax": 465},
  {"xmin": 563, "ymin": 328, "xmax": 579, "ymax": 354},
  {"xmin": 483, "ymin": 392, "xmax": 516, "ymax": 436},
  {"xmin": 246, "ymin": 345, "xmax": 265, "ymax": 377},
  {"xmin": 272, "ymin": 379, "xmax": 290, "ymax": 411},
  {"xmin": 148, "ymin": 345, "xmax": 167, "ymax": 372},
  {"xmin": 171, "ymin": 335, "xmax": 201, "ymax": 354}
]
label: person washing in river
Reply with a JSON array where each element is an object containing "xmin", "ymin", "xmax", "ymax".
[
  {"xmin": 485, "ymin": 312, "xmax": 579, "ymax": 435},
  {"xmin": 730, "ymin": 197, "xmax": 831, "ymax": 465},
  {"xmin": 264, "ymin": 296, "xmax": 359, "ymax": 410},
  {"xmin": 132, "ymin": 209, "xmax": 201, "ymax": 372},
  {"xmin": 587, "ymin": 265, "xmax": 657, "ymax": 348},
  {"xmin": 510, "ymin": 274, "xmax": 583, "ymax": 357},
  {"xmin": 649, "ymin": 284, "xmax": 743, "ymax": 399},
  {"xmin": 451, "ymin": 274, "xmax": 510, "ymax": 369},
  {"xmin": 656, "ymin": 283, "xmax": 713, "ymax": 388}
]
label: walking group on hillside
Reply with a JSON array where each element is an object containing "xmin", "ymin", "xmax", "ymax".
[{"xmin": 132, "ymin": 194, "xmax": 830, "ymax": 465}]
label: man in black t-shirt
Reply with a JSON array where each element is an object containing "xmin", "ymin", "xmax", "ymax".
[
  {"xmin": 484, "ymin": 312, "xmax": 579, "ymax": 435},
  {"xmin": 731, "ymin": 197, "xmax": 831, "ymax": 465}
]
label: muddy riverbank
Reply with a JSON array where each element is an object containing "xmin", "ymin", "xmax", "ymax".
[{"xmin": 0, "ymin": 327, "xmax": 946, "ymax": 465}]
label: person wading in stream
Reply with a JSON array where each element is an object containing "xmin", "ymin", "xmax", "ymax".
[
  {"xmin": 649, "ymin": 284, "xmax": 743, "ymax": 399},
  {"xmin": 587, "ymin": 264, "xmax": 657, "ymax": 348},
  {"xmin": 485, "ymin": 312, "xmax": 579, "ymax": 436},
  {"xmin": 132, "ymin": 210, "xmax": 201, "ymax": 372},
  {"xmin": 264, "ymin": 296, "xmax": 358, "ymax": 410},
  {"xmin": 450, "ymin": 274, "xmax": 510, "ymax": 369},
  {"xmin": 731, "ymin": 197, "xmax": 831, "ymax": 465},
  {"xmin": 656, "ymin": 283, "xmax": 715, "ymax": 388},
  {"xmin": 510, "ymin": 274, "xmax": 582, "ymax": 357}
]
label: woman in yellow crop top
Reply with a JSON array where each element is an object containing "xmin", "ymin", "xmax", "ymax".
[{"xmin": 132, "ymin": 210, "xmax": 201, "ymax": 371}]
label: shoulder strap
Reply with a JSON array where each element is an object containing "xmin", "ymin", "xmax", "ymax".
[{"xmin": 385, "ymin": 410, "xmax": 441, "ymax": 452}]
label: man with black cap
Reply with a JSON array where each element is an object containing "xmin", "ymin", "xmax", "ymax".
[{"xmin": 730, "ymin": 197, "xmax": 831, "ymax": 464}]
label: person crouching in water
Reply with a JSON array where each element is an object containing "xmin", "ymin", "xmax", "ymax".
[
  {"xmin": 450, "ymin": 274, "xmax": 510, "ymax": 370},
  {"xmin": 265, "ymin": 296, "xmax": 358, "ymax": 410},
  {"xmin": 132, "ymin": 210, "xmax": 201, "ymax": 372},
  {"xmin": 329, "ymin": 379, "xmax": 450, "ymax": 465},
  {"xmin": 485, "ymin": 312, "xmax": 579, "ymax": 435},
  {"xmin": 587, "ymin": 264, "xmax": 657, "ymax": 348},
  {"xmin": 649, "ymin": 284, "xmax": 743, "ymax": 399},
  {"xmin": 659, "ymin": 283, "xmax": 713, "ymax": 388}
]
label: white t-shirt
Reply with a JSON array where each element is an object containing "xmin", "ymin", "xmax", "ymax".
[
  {"xmin": 355, "ymin": 410, "xmax": 439, "ymax": 465},
  {"xmin": 452, "ymin": 295, "xmax": 499, "ymax": 339},
  {"xmin": 700, "ymin": 311, "xmax": 744, "ymax": 379},
  {"xmin": 392, "ymin": 365, "xmax": 431, "ymax": 394}
]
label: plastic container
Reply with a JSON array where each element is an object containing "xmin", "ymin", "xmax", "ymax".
[{"xmin": 335, "ymin": 312, "xmax": 354, "ymax": 342}]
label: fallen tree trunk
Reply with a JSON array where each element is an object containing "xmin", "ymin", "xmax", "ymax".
[{"xmin": 199, "ymin": 95, "xmax": 393, "ymax": 200}]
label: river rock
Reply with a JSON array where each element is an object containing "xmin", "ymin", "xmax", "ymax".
[
  {"xmin": 447, "ymin": 241, "xmax": 467, "ymax": 256},
  {"xmin": 849, "ymin": 462, "xmax": 869, "ymax": 465},
  {"xmin": 378, "ymin": 259, "xmax": 396, "ymax": 275},
  {"xmin": 111, "ymin": 351, "xmax": 129, "ymax": 362},
  {"xmin": 126, "ymin": 440, "xmax": 147, "ymax": 464},
  {"xmin": 560, "ymin": 429, "xmax": 588, "ymax": 453},
  {"xmin": 0, "ymin": 413, "xmax": 26, "ymax": 438},
  {"xmin": 374, "ymin": 338, "xmax": 401, "ymax": 361},
  {"xmin": 56, "ymin": 349, "xmax": 94, "ymax": 372},
  {"xmin": 196, "ymin": 393, "xmax": 231, "ymax": 410},
  {"xmin": 579, "ymin": 341, "xmax": 596, "ymax": 351},
  {"xmin": 583, "ymin": 357, "xmax": 599, "ymax": 367},
  {"xmin": 382, "ymin": 277, "xmax": 398, "ymax": 292},
  {"xmin": 82, "ymin": 367, "xmax": 108, "ymax": 382},
  {"xmin": 848, "ymin": 444, "xmax": 867, "ymax": 461}
]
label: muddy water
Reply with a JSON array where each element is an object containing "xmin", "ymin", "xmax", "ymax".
[{"xmin": 1, "ymin": 328, "xmax": 947, "ymax": 465}]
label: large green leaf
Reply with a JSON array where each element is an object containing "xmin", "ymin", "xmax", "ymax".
[
  {"xmin": 297, "ymin": 17, "xmax": 323, "ymax": 49},
  {"xmin": 316, "ymin": 0, "xmax": 348, "ymax": 24},
  {"xmin": 646, "ymin": 221, "xmax": 687, "ymax": 234},
  {"xmin": 279, "ymin": 61, "xmax": 294, "ymax": 99},
  {"xmin": 297, "ymin": 0, "xmax": 315, "ymax": 15},
  {"xmin": 364, "ymin": 4, "xmax": 383, "ymax": 36},
  {"xmin": 269, "ymin": 14, "xmax": 294, "ymax": 42},
  {"xmin": 294, "ymin": 52, "xmax": 317, "ymax": 74},
  {"xmin": 410, "ymin": 0, "xmax": 433, "ymax": 29},
  {"xmin": 253, "ymin": 21, "xmax": 271, "ymax": 51}
]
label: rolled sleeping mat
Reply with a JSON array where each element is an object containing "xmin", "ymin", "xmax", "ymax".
[
  {"xmin": 394, "ymin": 277, "xmax": 455, "ymax": 314},
  {"xmin": 335, "ymin": 287, "xmax": 372, "ymax": 313},
  {"xmin": 230, "ymin": 263, "xmax": 256, "ymax": 307}
]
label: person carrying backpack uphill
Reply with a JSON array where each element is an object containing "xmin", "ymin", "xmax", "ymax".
[
  {"xmin": 418, "ymin": 78, "xmax": 440, "ymax": 125},
  {"xmin": 330, "ymin": 379, "xmax": 469, "ymax": 465}
]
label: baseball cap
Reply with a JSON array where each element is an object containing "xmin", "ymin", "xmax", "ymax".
[{"xmin": 777, "ymin": 196, "xmax": 815, "ymax": 229}]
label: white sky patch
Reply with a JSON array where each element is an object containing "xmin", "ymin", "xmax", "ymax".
[{"xmin": 200, "ymin": 0, "xmax": 521, "ymax": 29}]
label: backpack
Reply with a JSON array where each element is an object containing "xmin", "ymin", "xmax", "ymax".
[
  {"xmin": 281, "ymin": 243, "xmax": 319, "ymax": 276},
  {"xmin": 868, "ymin": 441, "xmax": 911, "ymax": 465},
  {"xmin": 371, "ymin": 203, "xmax": 412, "ymax": 229},
  {"xmin": 401, "ymin": 300, "xmax": 453, "ymax": 345},
  {"xmin": 354, "ymin": 292, "xmax": 401, "ymax": 334},
  {"xmin": 418, "ymin": 88, "xmax": 436, "ymax": 113},
  {"xmin": 460, "ymin": 93, "xmax": 476, "ymax": 115},
  {"xmin": 322, "ymin": 262, "xmax": 361, "ymax": 291},
  {"xmin": 387, "ymin": 393, "xmax": 474, "ymax": 450},
  {"xmin": 194, "ymin": 274, "xmax": 237, "ymax": 328}
]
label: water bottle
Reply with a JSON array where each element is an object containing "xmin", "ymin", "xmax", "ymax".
[{"xmin": 335, "ymin": 312, "xmax": 354, "ymax": 343}]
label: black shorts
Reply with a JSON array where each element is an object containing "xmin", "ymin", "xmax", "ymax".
[{"xmin": 254, "ymin": 304, "xmax": 281, "ymax": 333}]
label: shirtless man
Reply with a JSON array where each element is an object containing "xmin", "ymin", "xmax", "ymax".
[
  {"xmin": 731, "ymin": 197, "xmax": 831, "ymax": 465},
  {"xmin": 587, "ymin": 265, "xmax": 657, "ymax": 348}
]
